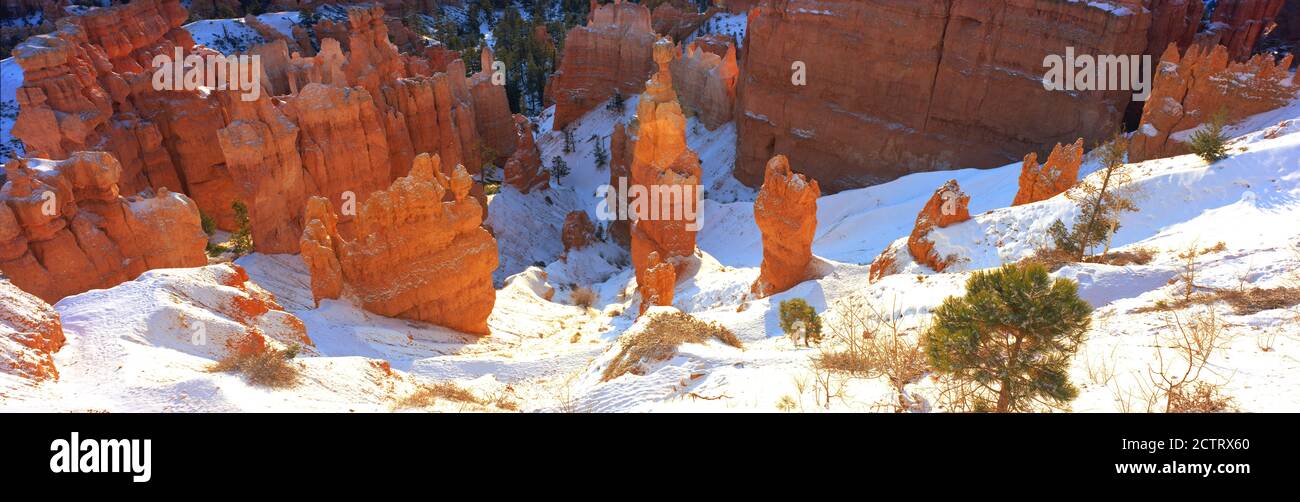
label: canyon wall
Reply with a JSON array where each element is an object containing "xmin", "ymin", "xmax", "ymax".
[
  {"xmin": 0, "ymin": 278, "xmax": 65, "ymax": 383},
  {"xmin": 1130, "ymin": 44, "xmax": 1296, "ymax": 162},
  {"xmin": 0, "ymin": 152, "xmax": 207, "ymax": 303},
  {"xmin": 11, "ymin": 1, "xmax": 516, "ymax": 257},
  {"xmin": 670, "ymin": 39, "xmax": 738, "ymax": 131},
  {"xmin": 735, "ymin": 0, "xmax": 1151, "ymax": 192},
  {"xmin": 547, "ymin": 0, "xmax": 656, "ymax": 130}
]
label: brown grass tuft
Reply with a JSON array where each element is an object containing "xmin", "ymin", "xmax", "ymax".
[
  {"xmin": 601, "ymin": 311, "xmax": 741, "ymax": 381},
  {"xmin": 396, "ymin": 382, "xmax": 482, "ymax": 408},
  {"xmin": 570, "ymin": 286, "xmax": 596, "ymax": 309},
  {"xmin": 209, "ymin": 344, "xmax": 300, "ymax": 388}
]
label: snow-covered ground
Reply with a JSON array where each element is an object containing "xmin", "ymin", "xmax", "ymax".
[{"xmin": 2, "ymin": 5, "xmax": 1298, "ymax": 413}]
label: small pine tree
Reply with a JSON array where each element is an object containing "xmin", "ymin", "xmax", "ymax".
[
  {"xmin": 778, "ymin": 299, "xmax": 823, "ymax": 347},
  {"xmin": 230, "ymin": 200, "xmax": 254, "ymax": 255},
  {"xmin": 1188, "ymin": 111, "xmax": 1230, "ymax": 163},
  {"xmin": 591, "ymin": 134, "xmax": 608, "ymax": 170},
  {"xmin": 550, "ymin": 155, "xmax": 570, "ymax": 182},
  {"xmin": 199, "ymin": 211, "xmax": 217, "ymax": 237},
  {"xmin": 607, "ymin": 89, "xmax": 626, "ymax": 113},
  {"xmin": 923, "ymin": 263, "xmax": 1092, "ymax": 412},
  {"xmin": 562, "ymin": 128, "xmax": 576, "ymax": 154},
  {"xmin": 1053, "ymin": 133, "xmax": 1139, "ymax": 260}
]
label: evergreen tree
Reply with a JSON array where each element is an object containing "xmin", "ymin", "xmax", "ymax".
[
  {"xmin": 607, "ymin": 89, "xmax": 626, "ymax": 113},
  {"xmin": 1051, "ymin": 133, "xmax": 1139, "ymax": 260},
  {"xmin": 924, "ymin": 263, "xmax": 1092, "ymax": 412},
  {"xmin": 230, "ymin": 200, "xmax": 254, "ymax": 255},
  {"xmin": 778, "ymin": 299, "xmax": 823, "ymax": 346},
  {"xmin": 550, "ymin": 155, "xmax": 570, "ymax": 182},
  {"xmin": 562, "ymin": 127, "xmax": 576, "ymax": 154},
  {"xmin": 1188, "ymin": 111, "xmax": 1230, "ymax": 163},
  {"xmin": 591, "ymin": 134, "xmax": 608, "ymax": 170}
]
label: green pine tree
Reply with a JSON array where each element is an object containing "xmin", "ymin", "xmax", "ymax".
[
  {"xmin": 1188, "ymin": 111, "xmax": 1230, "ymax": 163},
  {"xmin": 923, "ymin": 263, "xmax": 1092, "ymax": 412},
  {"xmin": 230, "ymin": 200, "xmax": 254, "ymax": 256},
  {"xmin": 550, "ymin": 155, "xmax": 569, "ymax": 182},
  {"xmin": 591, "ymin": 134, "xmax": 608, "ymax": 170},
  {"xmin": 778, "ymin": 298, "xmax": 823, "ymax": 346}
]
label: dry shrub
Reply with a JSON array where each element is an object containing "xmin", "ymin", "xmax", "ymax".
[
  {"xmin": 396, "ymin": 382, "xmax": 482, "ymax": 408},
  {"xmin": 1020, "ymin": 246, "xmax": 1076, "ymax": 272},
  {"xmin": 1084, "ymin": 247, "xmax": 1156, "ymax": 266},
  {"xmin": 601, "ymin": 311, "xmax": 741, "ymax": 381},
  {"xmin": 1210, "ymin": 286, "xmax": 1300, "ymax": 315},
  {"xmin": 1149, "ymin": 309, "xmax": 1234, "ymax": 412},
  {"xmin": 818, "ymin": 297, "xmax": 928, "ymax": 411},
  {"xmin": 570, "ymin": 286, "xmax": 596, "ymax": 309},
  {"xmin": 209, "ymin": 344, "xmax": 300, "ymax": 388},
  {"xmin": 1167, "ymin": 382, "xmax": 1237, "ymax": 413}
]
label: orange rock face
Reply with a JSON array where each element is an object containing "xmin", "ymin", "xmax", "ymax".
[
  {"xmin": 1129, "ymin": 44, "xmax": 1296, "ymax": 162},
  {"xmin": 651, "ymin": 1, "xmax": 715, "ymax": 41},
  {"xmin": 0, "ymin": 278, "xmax": 65, "ymax": 383},
  {"xmin": 562, "ymin": 210, "xmax": 597, "ymax": 252},
  {"xmin": 503, "ymin": 115, "xmax": 549, "ymax": 194},
  {"xmin": 751, "ymin": 155, "xmax": 820, "ymax": 298},
  {"xmin": 1012, "ymin": 138, "xmax": 1084, "ymax": 206},
  {"xmin": 1, "ymin": 152, "xmax": 207, "ymax": 303},
  {"xmin": 735, "ymin": 0, "xmax": 1150, "ymax": 192},
  {"xmin": 12, "ymin": 1, "xmax": 512, "ymax": 256},
  {"xmin": 628, "ymin": 38, "xmax": 702, "ymax": 296},
  {"xmin": 300, "ymin": 153, "xmax": 499, "ymax": 336},
  {"xmin": 872, "ymin": 179, "xmax": 972, "ymax": 280},
  {"xmin": 471, "ymin": 46, "xmax": 518, "ymax": 165},
  {"xmin": 1145, "ymin": 0, "xmax": 1205, "ymax": 56},
  {"xmin": 547, "ymin": 0, "xmax": 657, "ymax": 130},
  {"xmin": 607, "ymin": 121, "xmax": 633, "ymax": 247},
  {"xmin": 638, "ymin": 251, "xmax": 676, "ymax": 316},
  {"xmin": 1197, "ymin": 0, "xmax": 1286, "ymax": 61},
  {"xmin": 670, "ymin": 39, "xmax": 738, "ymax": 131}
]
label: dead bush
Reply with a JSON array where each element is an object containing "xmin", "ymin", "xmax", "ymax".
[
  {"xmin": 818, "ymin": 296, "xmax": 929, "ymax": 412},
  {"xmin": 601, "ymin": 311, "xmax": 742, "ymax": 381},
  {"xmin": 208, "ymin": 344, "xmax": 300, "ymax": 388},
  {"xmin": 570, "ymin": 286, "xmax": 597, "ymax": 309},
  {"xmin": 1083, "ymin": 247, "xmax": 1156, "ymax": 266},
  {"xmin": 1148, "ymin": 309, "xmax": 1233, "ymax": 412},
  {"xmin": 1167, "ymin": 382, "xmax": 1237, "ymax": 413},
  {"xmin": 396, "ymin": 382, "xmax": 482, "ymax": 409},
  {"xmin": 1211, "ymin": 286, "xmax": 1300, "ymax": 315},
  {"xmin": 1020, "ymin": 246, "xmax": 1076, "ymax": 272}
]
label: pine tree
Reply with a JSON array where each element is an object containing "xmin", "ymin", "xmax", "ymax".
[
  {"xmin": 230, "ymin": 200, "xmax": 254, "ymax": 255},
  {"xmin": 607, "ymin": 89, "xmax": 626, "ymax": 113},
  {"xmin": 1052, "ymin": 133, "xmax": 1139, "ymax": 260},
  {"xmin": 591, "ymin": 134, "xmax": 608, "ymax": 169},
  {"xmin": 779, "ymin": 299, "xmax": 823, "ymax": 346},
  {"xmin": 1188, "ymin": 111, "xmax": 1230, "ymax": 163},
  {"xmin": 550, "ymin": 155, "xmax": 569, "ymax": 182},
  {"xmin": 924, "ymin": 263, "xmax": 1092, "ymax": 412}
]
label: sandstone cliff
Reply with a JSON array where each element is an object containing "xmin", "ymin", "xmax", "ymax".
[
  {"xmin": 300, "ymin": 153, "xmax": 498, "ymax": 336},
  {"xmin": 0, "ymin": 152, "xmax": 207, "ymax": 303},
  {"xmin": 670, "ymin": 39, "xmax": 738, "ymax": 131},
  {"xmin": 0, "ymin": 278, "xmax": 65, "ymax": 383},
  {"xmin": 735, "ymin": 0, "xmax": 1150, "ymax": 192},
  {"xmin": 547, "ymin": 0, "xmax": 656, "ymax": 130},
  {"xmin": 1129, "ymin": 44, "xmax": 1296, "ymax": 162}
]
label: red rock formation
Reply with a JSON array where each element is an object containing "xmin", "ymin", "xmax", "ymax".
[
  {"xmin": 670, "ymin": 38, "xmax": 738, "ymax": 130},
  {"xmin": 628, "ymin": 38, "xmax": 702, "ymax": 294},
  {"xmin": 547, "ymin": 0, "xmax": 656, "ymax": 130},
  {"xmin": 0, "ymin": 152, "xmax": 207, "ymax": 303},
  {"xmin": 503, "ymin": 115, "xmax": 548, "ymax": 194},
  {"xmin": 1145, "ymin": 0, "xmax": 1206, "ymax": 56},
  {"xmin": 1129, "ymin": 44, "xmax": 1296, "ymax": 162},
  {"xmin": 721, "ymin": 0, "xmax": 759, "ymax": 14},
  {"xmin": 0, "ymin": 278, "xmax": 65, "ymax": 383},
  {"xmin": 1197, "ymin": 0, "xmax": 1286, "ymax": 61},
  {"xmin": 300, "ymin": 153, "xmax": 498, "ymax": 335},
  {"xmin": 687, "ymin": 33, "xmax": 735, "ymax": 58},
  {"xmin": 651, "ymin": 1, "xmax": 715, "ymax": 41},
  {"xmin": 607, "ymin": 121, "xmax": 633, "ymax": 247},
  {"xmin": 638, "ymin": 251, "xmax": 676, "ymax": 315},
  {"xmin": 471, "ymin": 46, "xmax": 518, "ymax": 164},
  {"xmin": 872, "ymin": 179, "xmax": 972, "ymax": 279},
  {"xmin": 217, "ymin": 93, "xmax": 310, "ymax": 254},
  {"xmin": 751, "ymin": 155, "xmax": 819, "ymax": 298},
  {"xmin": 1012, "ymin": 138, "xmax": 1085, "ymax": 206},
  {"xmin": 736, "ymin": 0, "xmax": 1150, "ymax": 192},
  {"xmin": 562, "ymin": 210, "xmax": 596, "ymax": 252}
]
